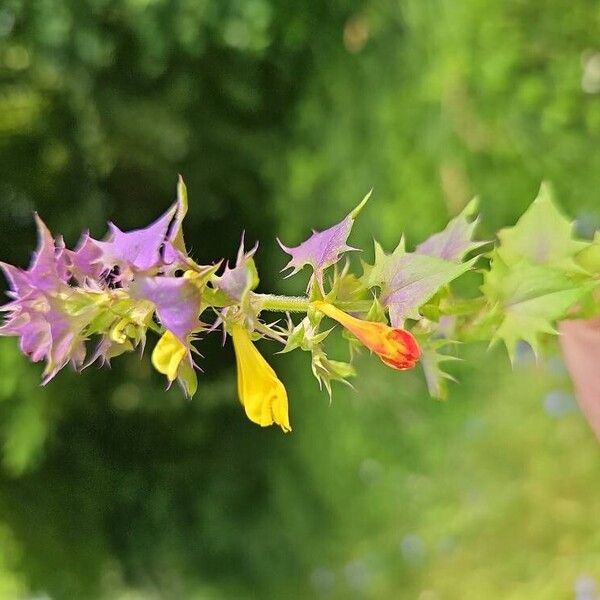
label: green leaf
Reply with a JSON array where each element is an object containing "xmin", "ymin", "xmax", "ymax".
[
  {"xmin": 482, "ymin": 254, "xmax": 598, "ymax": 358},
  {"xmin": 576, "ymin": 231, "xmax": 600, "ymax": 274},
  {"xmin": 360, "ymin": 238, "xmax": 406, "ymax": 290},
  {"xmin": 419, "ymin": 339, "xmax": 460, "ymax": 400},
  {"xmin": 496, "ymin": 181, "xmax": 587, "ymax": 270}
]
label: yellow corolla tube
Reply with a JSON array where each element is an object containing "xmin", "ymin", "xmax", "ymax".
[{"xmin": 231, "ymin": 323, "xmax": 291, "ymax": 432}]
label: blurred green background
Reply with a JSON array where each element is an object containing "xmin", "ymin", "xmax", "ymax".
[{"xmin": 0, "ymin": 1, "xmax": 599, "ymax": 598}]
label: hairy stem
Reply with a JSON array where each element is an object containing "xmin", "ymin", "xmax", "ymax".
[
  {"xmin": 253, "ymin": 293, "xmax": 373, "ymax": 314},
  {"xmin": 253, "ymin": 293, "xmax": 311, "ymax": 312}
]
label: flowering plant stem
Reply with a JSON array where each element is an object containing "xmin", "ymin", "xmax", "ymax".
[
  {"xmin": 253, "ymin": 294, "xmax": 311, "ymax": 312},
  {"xmin": 1, "ymin": 177, "xmax": 598, "ymax": 430},
  {"xmin": 254, "ymin": 293, "xmax": 373, "ymax": 314}
]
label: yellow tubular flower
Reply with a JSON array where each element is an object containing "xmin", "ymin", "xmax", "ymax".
[
  {"xmin": 231, "ymin": 324, "xmax": 291, "ymax": 432},
  {"xmin": 152, "ymin": 330, "xmax": 187, "ymax": 382}
]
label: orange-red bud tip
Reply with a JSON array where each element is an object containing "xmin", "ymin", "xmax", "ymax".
[{"xmin": 377, "ymin": 327, "xmax": 421, "ymax": 370}]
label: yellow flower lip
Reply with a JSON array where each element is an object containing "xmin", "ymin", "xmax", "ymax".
[
  {"xmin": 152, "ymin": 330, "xmax": 187, "ymax": 382},
  {"xmin": 231, "ymin": 323, "xmax": 291, "ymax": 432},
  {"xmin": 312, "ymin": 300, "xmax": 420, "ymax": 370},
  {"xmin": 151, "ymin": 330, "xmax": 198, "ymax": 397}
]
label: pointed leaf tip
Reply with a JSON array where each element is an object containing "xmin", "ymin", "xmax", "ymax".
[
  {"xmin": 350, "ymin": 189, "xmax": 372, "ymax": 220},
  {"xmin": 463, "ymin": 196, "xmax": 479, "ymax": 217}
]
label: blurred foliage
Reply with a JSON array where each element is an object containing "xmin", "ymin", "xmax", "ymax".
[{"xmin": 0, "ymin": 0, "xmax": 599, "ymax": 598}]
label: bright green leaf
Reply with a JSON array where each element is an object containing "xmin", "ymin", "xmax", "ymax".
[
  {"xmin": 496, "ymin": 181, "xmax": 587, "ymax": 270},
  {"xmin": 576, "ymin": 231, "xmax": 600, "ymax": 274},
  {"xmin": 483, "ymin": 255, "xmax": 598, "ymax": 358}
]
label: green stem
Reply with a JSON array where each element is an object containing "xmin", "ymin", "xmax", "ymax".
[
  {"xmin": 253, "ymin": 293, "xmax": 310, "ymax": 312},
  {"xmin": 252, "ymin": 293, "xmax": 372, "ymax": 314}
]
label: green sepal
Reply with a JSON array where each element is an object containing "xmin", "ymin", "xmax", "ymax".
[
  {"xmin": 280, "ymin": 317, "xmax": 334, "ymax": 354},
  {"xmin": 177, "ymin": 359, "xmax": 198, "ymax": 398},
  {"xmin": 365, "ymin": 296, "xmax": 388, "ymax": 323},
  {"xmin": 310, "ymin": 347, "xmax": 356, "ymax": 398},
  {"xmin": 418, "ymin": 338, "xmax": 461, "ymax": 401}
]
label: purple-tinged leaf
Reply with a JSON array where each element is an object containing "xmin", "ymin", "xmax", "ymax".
[
  {"xmin": 27, "ymin": 214, "xmax": 64, "ymax": 291},
  {"xmin": 92, "ymin": 203, "xmax": 177, "ymax": 273},
  {"xmin": 0, "ymin": 290, "xmax": 97, "ymax": 382},
  {"xmin": 380, "ymin": 253, "xmax": 475, "ymax": 325},
  {"xmin": 278, "ymin": 191, "xmax": 371, "ymax": 290},
  {"xmin": 416, "ymin": 198, "xmax": 488, "ymax": 263},
  {"xmin": 0, "ymin": 262, "xmax": 34, "ymax": 298},
  {"xmin": 132, "ymin": 275, "xmax": 202, "ymax": 343},
  {"xmin": 214, "ymin": 236, "xmax": 259, "ymax": 303},
  {"xmin": 66, "ymin": 232, "xmax": 104, "ymax": 284}
]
